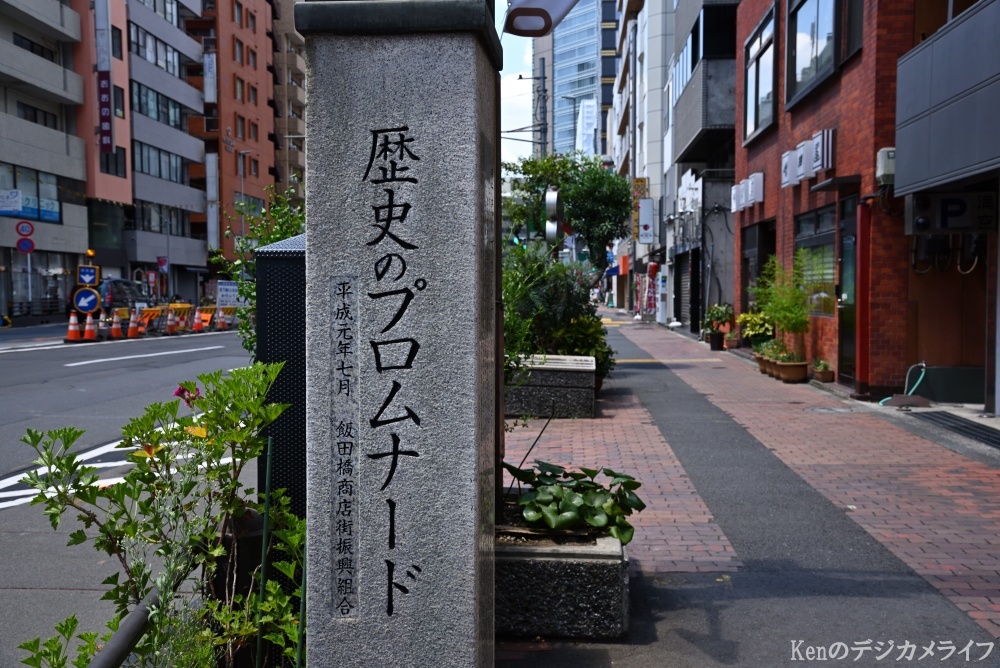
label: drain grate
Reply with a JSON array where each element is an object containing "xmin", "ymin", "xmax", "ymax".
[{"xmin": 910, "ymin": 411, "xmax": 1000, "ymax": 449}]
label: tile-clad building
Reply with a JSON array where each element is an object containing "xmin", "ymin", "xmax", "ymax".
[
  {"xmin": 186, "ymin": 0, "xmax": 275, "ymax": 281},
  {"xmin": 0, "ymin": 0, "xmax": 88, "ymax": 324},
  {"xmin": 117, "ymin": 0, "xmax": 207, "ymax": 301},
  {"xmin": 893, "ymin": 0, "xmax": 999, "ymax": 409},
  {"xmin": 271, "ymin": 0, "xmax": 305, "ymax": 208},
  {"xmin": 733, "ymin": 0, "xmax": 993, "ymax": 401}
]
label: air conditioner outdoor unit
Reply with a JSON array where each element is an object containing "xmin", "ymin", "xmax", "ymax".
[{"xmin": 875, "ymin": 147, "xmax": 895, "ymax": 186}]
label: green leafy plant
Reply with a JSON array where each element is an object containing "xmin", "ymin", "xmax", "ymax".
[
  {"xmin": 813, "ymin": 359, "xmax": 830, "ymax": 371},
  {"xmin": 503, "ymin": 460, "xmax": 646, "ymax": 545},
  {"xmin": 19, "ymin": 363, "xmax": 304, "ymax": 667},
  {"xmin": 702, "ymin": 303, "xmax": 734, "ymax": 333},
  {"xmin": 736, "ymin": 310, "xmax": 773, "ymax": 340},
  {"xmin": 755, "ymin": 252, "xmax": 811, "ymax": 360},
  {"xmin": 503, "ymin": 153, "xmax": 633, "ymax": 272},
  {"xmin": 211, "ymin": 187, "xmax": 305, "ymax": 357},
  {"xmin": 756, "ymin": 338, "xmax": 788, "ymax": 360},
  {"xmin": 502, "ymin": 242, "xmax": 616, "ymax": 382}
]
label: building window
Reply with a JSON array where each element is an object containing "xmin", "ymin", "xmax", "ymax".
[
  {"xmin": 701, "ymin": 5, "xmax": 737, "ymax": 59},
  {"xmin": 236, "ymin": 115, "xmax": 245, "ymax": 138},
  {"xmin": 133, "ymin": 201, "xmax": 189, "ymax": 235},
  {"xmin": 248, "ymin": 49, "xmax": 257, "ymax": 69},
  {"xmin": 112, "ymin": 27, "xmax": 123, "ymax": 59},
  {"xmin": 98, "ymin": 146, "xmax": 127, "ymax": 178},
  {"xmin": 16, "ymin": 102, "xmax": 58, "ymax": 130},
  {"xmin": 249, "ymin": 121, "xmax": 258, "ymax": 140},
  {"xmin": 842, "ymin": 0, "xmax": 863, "ymax": 60},
  {"xmin": 744, "ymin": 9, "xmax": 775, "ymax": 141},
  {"xmin": 114, "ymin": 86, "xmax": 125, "ymax": 118},
  {"xmin": 130, "ymin": 82, "xmax": 183, "ymax": 129},
  {"xmin": 794, "ymin": 205, "xmax": 836, "ymax": 316},
  {"xmin": 248, "ymin": 12, "xmax": 256, "ymax": 32},
  {"xmin": 234, "ymin": 0, "xmax": 243, "ymax": 26},
  {"xmin": 234, "ymin": 39, "xmax": 243, "ymax": 64},
  {"xmin": 129, "ymin": 23, "xmax": 180, "ymax": 78},
  {"xmin": 0, "ymin": 162, "xmax": 63, "ymax": 222},
  {"xmin": 235, "ymin": 76, "xmax": 244, "ymax": 101},
  {"xmin": 13, "ymin": 33, "xmax": 55, "ymax": 62},
  {"xmin": 250, "ymin": 159, "xmax": 259, "ymax": 176},
  {"xmin": 786, "ymin": 0, "xmax": 836, "ymax": 104},
  {"xmin": 248, "ymin": 86, "xmax": 258, "ymax": 104},
  {"xmin": 132, "ymin": 141, "xmax": 184, "ymax": 183}
]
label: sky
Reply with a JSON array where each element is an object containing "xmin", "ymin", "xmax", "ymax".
[{"xmin": 494, "ymin": 8, "xmax": 536, "ymax": 167}]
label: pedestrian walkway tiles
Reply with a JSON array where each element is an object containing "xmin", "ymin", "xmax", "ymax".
[
  {"xmin": 503, "ymin": 388, "xmax": 741, "ymax": 575},
  {"xmin": 619, "ymin": 324, "xmax": 1000, "ymax": 638}
]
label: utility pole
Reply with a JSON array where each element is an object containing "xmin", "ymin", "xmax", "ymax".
[{"xmin": 518, "ymin": 60, "xmax": 548, "ymax": 157}]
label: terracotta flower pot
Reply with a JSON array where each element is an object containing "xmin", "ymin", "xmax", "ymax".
[
  {"xmin": 777, "ymin": 361, "xmax": 809, "ymax": 383},
  {"xmin": 814, "ymin": 368, "xmax": 834, "ymax": 383}
]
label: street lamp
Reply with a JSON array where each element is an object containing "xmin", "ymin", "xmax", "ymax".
[{"xmin": 238, "ymin": 149, "xmax": 252, "ymax": 239}]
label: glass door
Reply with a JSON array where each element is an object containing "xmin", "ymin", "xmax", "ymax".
[{"xmin": 837, "ymin": 195, "xmax": 858, "ymax": 384}]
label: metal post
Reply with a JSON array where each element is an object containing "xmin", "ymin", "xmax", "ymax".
[{"xmin": 239, "ymin": 149, "xmax": 252, "ymax": 240}]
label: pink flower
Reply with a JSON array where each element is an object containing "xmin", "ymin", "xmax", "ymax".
[{"xmin": 173, "ymin": 385, "xmax": 201, "ymax": 407}]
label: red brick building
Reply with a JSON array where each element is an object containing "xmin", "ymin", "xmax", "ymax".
[
  {"xmin": 733, "ymin": 0, "xmax": 994, "ymax": 402},
  {"xmin": 186, "ymin": 0, "xmax": 276, "ymax": 271}
]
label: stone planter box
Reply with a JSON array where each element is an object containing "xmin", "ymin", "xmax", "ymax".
[
  {"xmin": 504, "ymin": 355, "xmax": 596, "ymax": 419},
  {"xmin": 495, "ymin": 534, "xmax": 629, "ymax": 639}
]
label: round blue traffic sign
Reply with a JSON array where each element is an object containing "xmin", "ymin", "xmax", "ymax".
[
  {"xmin": 16, "ymin": 237, "xmax": 34, "ymax": 253},
  {"xmin": 73, "ymin": 287, "xmax": 101, "ymax": 314}
]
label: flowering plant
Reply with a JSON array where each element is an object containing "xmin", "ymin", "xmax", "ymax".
[{"xmin": 19, "ymin": 362, "xmax": 304, "ymax": 667}]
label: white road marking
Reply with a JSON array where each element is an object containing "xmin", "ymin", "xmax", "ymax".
[{"xmin": 64, "ymin": 345, "xmax": 225, "ymax": 367}]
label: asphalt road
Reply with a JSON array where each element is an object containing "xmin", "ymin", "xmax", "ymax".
[{"xmin": 0, "ymin": 328, "xmax": 250, "ymax": 666}]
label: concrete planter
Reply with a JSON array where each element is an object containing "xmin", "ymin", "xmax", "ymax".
[
  {"xmin": 504, "ymin": 355, "xmax": 596, "ymax": 419},
  {"xmin": 495, "ymin": 533, "xmax": 629, "ymax": 640}
]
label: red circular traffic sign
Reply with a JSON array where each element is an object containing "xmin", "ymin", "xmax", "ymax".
[
  {"xmin": 16, "ymin": 237, "xmax": 35, "ymax": 254},
  {"xmin": 15, "ymin": 221, "xmax": 34, "ymax": 236}
]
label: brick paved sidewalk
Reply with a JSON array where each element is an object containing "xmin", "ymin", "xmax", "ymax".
[
  {"xmin": 503, "ymin": 380, "xmax": 741, "ymax": 575},
  {"xmin": 620, "ymin": 322, "xmax": 1000, "ymax": 638}
]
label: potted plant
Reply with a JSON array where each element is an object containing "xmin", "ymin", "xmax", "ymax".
[
  {"xmin": 813, "ymin": 359, "xmax": 835, "ymax": 382},
  {"xmin": 724, "ymin": 329, "xmax": 740, "ymax": 350},
  {"xmin": 759, "ymin": 253, "xmax": 810, "ymax": 364},
  {"xmin": 735, "ymin": 310, "xmax": 773, "ymax": 348},
  {"xmin": 775, "ymin": 349, "xmax": 809, "ymax": 383},
  {"xmin": 702, "ymin": 303, "xmax": 734, "ymax": 351},
  {"xmin": 497, "ymin": 459, "xmax": 646, "ymax": 639}
]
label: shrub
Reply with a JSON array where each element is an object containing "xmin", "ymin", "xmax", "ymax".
[
  {"xmin": 502, "ymin": 242, "xmax": 616, "ymax": 381},
  {"xmin": 19, "ymin": 363, "xmax": 304, "ymax": 668}
]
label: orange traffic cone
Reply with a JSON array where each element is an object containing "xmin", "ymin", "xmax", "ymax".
[
  {"xmin": 215, "ymin": 305, "xmax": 227, "ymax": 331},
  {"xmin": 127, "ymin": 309, "xmax": 140, "ymax": 338},
  {"xmin": 166, "ymin": 309, "xmax": 176, "ymax": 335},
  {"xmin": 177, "ymin": 310, "xmax": 187, "ymax": 332},
  {"xmin": 83, "ymin": 313, "xmax": 97, "ymax": 341},
  {"xmin": 192, "ymin": 307, "xmax": 204, "ymax": 333},
  {"xmin": 65, "ymin": 312, "xmax": 81, "ymax": 342},
  {"xmin": 110, "ymin": 312, "xmax": 123, "ymax": 339}
]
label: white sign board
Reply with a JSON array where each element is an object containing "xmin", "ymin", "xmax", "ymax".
[
  {"xmin": 0, "ymin": 190, "xmax": 22, "ymax": 213},
  {"xmin": 216, "ymin": 279, "xmax": 243, "ymax": 307}
]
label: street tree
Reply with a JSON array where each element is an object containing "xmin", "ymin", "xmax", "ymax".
[
  {"xmin": 211, "ymin": 186, "xmax": 304, "ymax": 357},
  {"xmin": 502, "ymin": 152, "xmax": 632, "ymax": 271}
]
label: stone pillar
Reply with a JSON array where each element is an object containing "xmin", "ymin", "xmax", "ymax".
[{"xmin": 296, "ymin": 2, "xmax": 501, "ymax": 666}]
